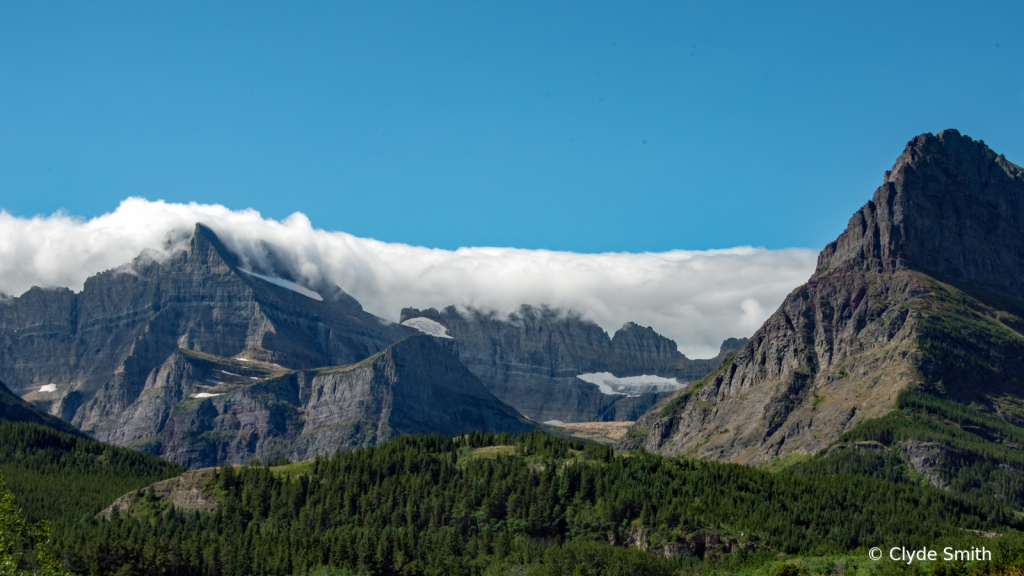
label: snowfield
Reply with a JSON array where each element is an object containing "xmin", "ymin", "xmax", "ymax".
[
  {"xmin": 402, "ymin": 317, "xmax": 453, "ymax": 339},
  {"xmin": 575, "ymin": 372, "xmax": 685, "ymax": 397},
  {"xmin": 241, "ymin": 270, "xmax": 324, "ymax": 301}
]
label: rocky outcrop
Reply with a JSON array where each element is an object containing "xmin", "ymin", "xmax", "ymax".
[
  {"xmin": 621, "ymin": 525, "xmax": 758, "ymax": 560},
  {"xmin": 899, "ymin": 440, "xmax": 963, "ymax": 489},
  {"xmin": 399, "ymin": 305, "xmax": 743, "ymax": 423},
  {"xmin": 98, "ymin": 468, "xmax": 221, "ymax": 520},
  {"xmin": 0, "ymin": 223, "xmax": 415, "ymax": 441},
  {"xmin": 619, "ymin": 130, "xmax": 1024, "ymax": 464},
  {"xmin": 111, "ymin": 335, "xmax": 533, "ymax": 468}
]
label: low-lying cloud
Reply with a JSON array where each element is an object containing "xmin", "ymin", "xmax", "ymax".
[{"xmin": 0, "ymin": 198, "xmax": 818, "ymax": 358}]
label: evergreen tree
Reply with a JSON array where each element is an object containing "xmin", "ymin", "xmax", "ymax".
[{"xmin": 0, "ymin": 472, "xmax": 70, "ymax": 575}]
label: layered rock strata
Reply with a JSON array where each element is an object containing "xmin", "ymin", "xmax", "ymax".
[
  {"xmin": 0, "ymin": 223, "xmax": 415, "ymax": 442},
  {"xmin": 619, "ymin": 130, "xmax": 1024, "ymax": 464},
  {"xmin": 400, "ymin": 305, "xmax": 743, "ymax": 423},
  {"xmin": 107, "ymin": 335, "xmax": 533, "ymax": 468}
]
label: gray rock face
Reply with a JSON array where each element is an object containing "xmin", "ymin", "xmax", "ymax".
[
  {"xmin": 0, "ymin": 223, "xmax": 416, "ymax": 442},
  {"xmin": 399, "ymin": 305, "xmax": 743, "ymax": 423},
  {"xmin": 619, "ymin": 130, "xmax": 1024, "ymax": 463},
  {"xmin": 899, "ymin": 440, "xmax": 961, "ymax": 489},
  {"xmin": 107, "ymin": 335, "xmax": 533, "ymax": 468},
  {"xmin": 98, "ymin": 468, "xmax": 221, "ymax": 520},
  {"xmin": 817, "ymin": 129, "xmax": 1024, "ymax": 302}
]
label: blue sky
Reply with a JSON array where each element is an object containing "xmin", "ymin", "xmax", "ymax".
[{"xmin": 1, "ymin": 1, "xmax": 1021, "ymax": 253}]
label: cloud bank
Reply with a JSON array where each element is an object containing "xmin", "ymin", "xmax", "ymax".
[{"xmin": 0, "ymin": 198, "xmax": 818, "ymax": 358}]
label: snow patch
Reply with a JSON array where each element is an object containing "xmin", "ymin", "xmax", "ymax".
[
  {"xmin": 576, "ymin": 373, "xmax": 684, "ymax": 397},
  {"xmin": 220, "ymin": 371, "xmax": 239, "ymax": 376},
  {"xmin": 402, "ymin": 317, "xmax": 453, "ymax": 339},
  {"xmin": 241, "ymin": 269, "xmax": 323, "ymax": 301},
  {"xmin": 544, "ymin": 420, "xmax": 564, "ymax": 425},
  {"xmin": 38, "ymin": 384, "xmax": 57, "ymax": 393},
  {"xmin": 194, "ymin": 393, "xmax": 222, "ymax": 398},
  {"xmin": 237, "ymin": 358, "xmax": 249, "ymax": 362}
]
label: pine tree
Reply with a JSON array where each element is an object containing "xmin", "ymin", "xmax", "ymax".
[{"xmin": 0, "ymin": 472, "xmax": 70, "ymax": 575}]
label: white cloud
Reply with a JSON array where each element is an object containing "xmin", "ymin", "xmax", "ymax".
[
  {"xmin": 739, "ymin": 298, "xmax": 769, "ymax": 333},
  {"xmin": 0, "ymin": 198, "xmax": 817, "ymax": 358}
]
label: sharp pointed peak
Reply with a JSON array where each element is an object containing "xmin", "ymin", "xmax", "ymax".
[
  {"xmin": 189, "ymin": 222, "xmax": 240, "ymax": 268},
  {"xmin": 816, "ymin": 129, "xmax": 1024, "ymax": 301}
]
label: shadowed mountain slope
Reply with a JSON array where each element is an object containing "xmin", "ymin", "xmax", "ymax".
[{"xmin": 0, "ymin": 380, "xmax": 185, "ymax": 522}]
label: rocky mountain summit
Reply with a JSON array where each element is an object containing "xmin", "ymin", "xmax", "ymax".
[
  {"xmin": 0, "ymin": 224, "xmax": 533, "ymax": 466},
  {"xmin": 400, "ymin": 305, "xmax": 744, "ymax": 422},
  {"xmin": 619, "ymin": 130, "xmax": 1024, "ymax": 468}
]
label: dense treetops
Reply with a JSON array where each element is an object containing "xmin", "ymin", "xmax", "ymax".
[
  {"xmin": 39, "ymin": 430, "xmax": 1023, "ymax": 576},
  {"xmin": 0, "ymin": 421, "xmax": 185, "ymax": 523}
]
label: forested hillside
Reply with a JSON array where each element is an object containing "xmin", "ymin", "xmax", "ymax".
[
  {"xmin": 46, "ymin": 431, "xmax": 1024, "ymax": 576},
  {"xmin": 0, "ymin": 421, "xmax": 185, "ymax": 524}
]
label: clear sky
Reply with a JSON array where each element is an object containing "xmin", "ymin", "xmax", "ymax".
[{"xmin": 1, "ymin": 1, "xmax": 1021, "ymax": 253}]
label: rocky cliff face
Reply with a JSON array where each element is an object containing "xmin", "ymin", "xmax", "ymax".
[
  {"xmin": 0, "ymin": 224, "xmax": 537, "ymax": 467},
  {"xmin": 619, "ymin": 130, "xmax": 1024, "ymax": 464},
  {"xmin": 0, "ymin": 223, "xmax": 415, "ymax": 442},
  {"xmin": 105, "ymin": 335, "xmax": 532, "ymax": 468},
  {"xmin": 816, "ymin": 132, "xmax": 1024, "ymax": 297},
  {"xmin": 399, "ymin": 305, "xmax": 743, "ymax": 423}
]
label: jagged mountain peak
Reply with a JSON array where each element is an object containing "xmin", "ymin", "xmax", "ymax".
[
  {"xmin": 816, "ymin": 130, "xmax": 1024, "ymax": 302},
  {"xmin": 188, "ymin": 222, "xmax": 367, "ymax": 311},
  {"xmin": 612, "ymin": 321, "xmax": 678, "ymax": 348},
  {"xmin": 716, "ymin": 337, "xmax": 747, "ymax": 356},
  {"xmin": 619, "ymin": 131, "xmax": 1024, "ymax": 465},
  {"xmin": 0, "ymin": 224, "xmax": 413, "ymax": 442},
  {"xmin": 190, "ymin": 222, "xmax": 241, "ymax": 268}
]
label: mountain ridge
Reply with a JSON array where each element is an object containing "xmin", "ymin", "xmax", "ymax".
[
  {"xmin": 0, "ymin": 222, "xmax": 416, "ymax": 440},
  {"xmin": 106, "ymin": 334, "xmax": 533, "ymax": 468},
  {"xmin": 618, "ymin": 129, "xmax": 1024, "ymax": 469},
  {"xmin": 400, "ymin": 304, "xmax": 744, "ymax": 422},
  {"xmin": 0, "ymin": 224, "xmax": 544, "ymax": 467}
]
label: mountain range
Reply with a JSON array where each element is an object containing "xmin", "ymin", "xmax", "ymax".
[
  {"xmin": 0, "ymin": 221, "xmax": 727, "ymax": 467},
  {"xmin": 399, "ymin": 305, "xmax": 743, "ymax": 422},
  {"xmin": 5, "ymin": 128, "xmax": 1024, "ymax": 575},
  {"xmin": 3, "ymin": 128, "xmax": 1022, "ymax": 496}
]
